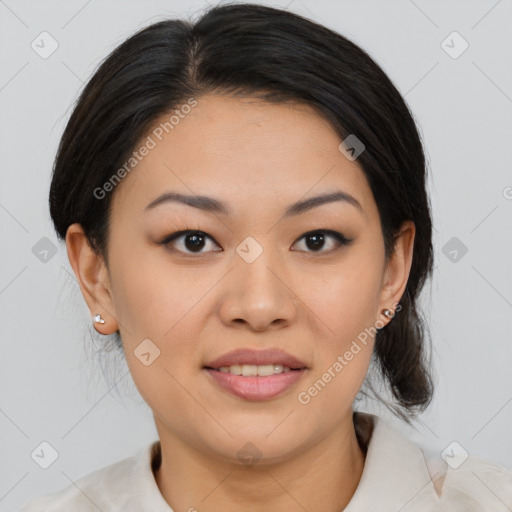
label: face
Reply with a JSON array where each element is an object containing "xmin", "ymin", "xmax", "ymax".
[{"xmin": 69, "ymin": 93, "xmax": 414, "ymax": 464}]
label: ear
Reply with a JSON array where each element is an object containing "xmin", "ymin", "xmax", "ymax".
[
  {"xmin": 377, "ymin": 220, "xmax": 415, "ymax": 326},
  {"xmin": 65, "ymin": 223, "xmax": 119, "ymax": 335}
]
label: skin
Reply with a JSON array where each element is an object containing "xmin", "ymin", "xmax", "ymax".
[{"xmin": 66, "ymin": 93, "xmax": 415, "ymax": 511}]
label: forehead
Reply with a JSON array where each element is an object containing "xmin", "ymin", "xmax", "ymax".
[{"xmin": 112, "ymin": 93, "xmax": 377, "ymax": 224}]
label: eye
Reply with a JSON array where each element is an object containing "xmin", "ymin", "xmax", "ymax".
[
  {"xmin": 291, "ymin": 230, "xmax": 353, "ymax": 253},
  {"xmin": 159, "ymin": 229, "xmax": 353, "ymax": 256},
  {"xmin": 160, "ymin": 230, "xmax": 221, "ymax": 254}
]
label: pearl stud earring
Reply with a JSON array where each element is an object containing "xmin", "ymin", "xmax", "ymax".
[{"xmin": 93, "ymin": 314, "xmax": 105, "ymax": 324}]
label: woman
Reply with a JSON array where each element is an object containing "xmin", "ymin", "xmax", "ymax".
[{"xmin": 19, "ymin": 2, "xmax": 512, "ymax": 510}]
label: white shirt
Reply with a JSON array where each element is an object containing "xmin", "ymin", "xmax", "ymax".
[{"xmin": 18, "ymin": 411, "xmax": 512, "ymax": 511}]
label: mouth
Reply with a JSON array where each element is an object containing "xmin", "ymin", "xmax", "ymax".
[
  {"xmin": 202, "ymin": 348, "xmax": 308, "ymax": 401},
  {"xmin": 203, "ymin": 364, "xmax": 304, "ymax": 376},
  {"xmin": 204, "ymin": 347, "xmax": 308, "ymax": 372},
  {"xmin": 203, "ymin": 367, "xmax": 307, "ymax": 401}
]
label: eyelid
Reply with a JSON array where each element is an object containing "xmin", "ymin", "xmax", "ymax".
[{"xmin": 159, "ymin": 229, "xmax": 353, "ymax": 255}]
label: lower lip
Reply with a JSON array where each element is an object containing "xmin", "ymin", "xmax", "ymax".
[{"xmin": 203, "ymin": 368, "xmax": 307, "ymax": 401}]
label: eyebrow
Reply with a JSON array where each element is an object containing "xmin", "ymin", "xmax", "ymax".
[{"xmin": 144, "ymin": 190, "xmax": 363, "ymax": 217}]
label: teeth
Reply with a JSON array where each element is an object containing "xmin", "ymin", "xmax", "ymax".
[{"xmin": 217, "ymin": 364, "xmax": 293, "ymax": 376}]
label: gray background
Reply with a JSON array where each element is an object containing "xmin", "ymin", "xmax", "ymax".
[{"xmin": 1, "ymin": 0, "xmax": 511, "ymax": 510}]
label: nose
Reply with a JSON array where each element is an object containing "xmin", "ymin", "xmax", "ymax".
[{"xmin": 217, "ymin": 247, "xmax": 298, "ymax": 332}]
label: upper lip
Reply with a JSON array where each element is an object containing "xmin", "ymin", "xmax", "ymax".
[{"xmin": 204, "ymin": 348, "xmax": 308, "ymax": 370}]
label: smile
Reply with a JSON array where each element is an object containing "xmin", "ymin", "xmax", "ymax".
[{"xmin": 213, "ymin": 364, "xmax": 292, "ymax": 376}]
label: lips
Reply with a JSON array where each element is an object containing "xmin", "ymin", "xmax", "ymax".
[
  {"xmin": 204, "ymin": 367, "xmax": 306, "ymax": 400},
  {"xmin": 204, "ymin": 348, "xmax": 308, "ymax": 370}
]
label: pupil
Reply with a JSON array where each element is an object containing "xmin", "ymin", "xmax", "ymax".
[
  {"xmin": 183, "ymin": 232, "xmax": 327, "ymax": 252},
  {"xmin": 185, "ymin": 233, "xmax": 205, "ymax": 252},
  {"xmin": 306, "ymin": 233, "xmax": 324, "ymax": 250}
]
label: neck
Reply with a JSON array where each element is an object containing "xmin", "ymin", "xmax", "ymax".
[{"xmin": 153, "ymin": 412, "xmax": 368, "ymax": 512}]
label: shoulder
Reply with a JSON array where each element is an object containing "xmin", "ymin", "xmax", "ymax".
[
  {"xmin": 17, "ymin": 445, "xmax": 150, "ymax": 512},
  {"xmin": 424, "ymin": 449, "xmax": 512, "ymax": 509},
  {"xmin": 355, "ymin": 412, "xmax": 512, "ymax": 510}
]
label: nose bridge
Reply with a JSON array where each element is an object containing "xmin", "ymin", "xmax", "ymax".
[
  {"xmin": 218, "ymin": 236, "xmax": 297, "ymax": 330},
  {"xmin": 235, "ymin": 236, "xmax": 287, "ymax": 300}
]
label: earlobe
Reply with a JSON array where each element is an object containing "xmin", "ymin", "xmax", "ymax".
[
  {"xmin": 378, "ymin": 221, "xmax": 415, "ymax": 326},
  {"xmin": 65, "ymin": 223, "xmax": 119, "ymax": 334}
]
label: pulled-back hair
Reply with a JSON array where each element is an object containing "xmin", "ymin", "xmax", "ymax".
[{"xmin": 49, "ymin": 2, "xmax": 435, "ymax": 424}]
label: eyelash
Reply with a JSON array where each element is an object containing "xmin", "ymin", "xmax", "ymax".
[{"xmin": 158, "ymin": 229, "xmax": 353, "ymax": 256}]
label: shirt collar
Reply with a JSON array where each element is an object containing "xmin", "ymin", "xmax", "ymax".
[
  {"xmin": 344, "ymin": 411, "xmax": 440, "ymax": 511},
  {"xmin": 132, "ymin": 411, "xmax": 440, "ymax": 511},
  {"xmin": 130, "ymin": 439, "xmax": 173, "ymax": 511}
]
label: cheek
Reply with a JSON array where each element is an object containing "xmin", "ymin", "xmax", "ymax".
[
  {"xmin": 300, "ymin": 252, "xmax": 383, "ymax": 345},
  {"xmin": 293, "ymin": 253, "xmax": 382, "ymax": 405},
  {"xmin": 108, "ymin": 239, "xmax": 207, "ymax": 339},
  {"xmin": 107, "ymin": 249, "xmax": 212, "ymax": 428}
]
